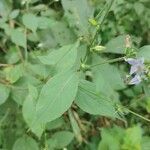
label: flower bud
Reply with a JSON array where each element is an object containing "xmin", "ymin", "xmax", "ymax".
[
  {"xmin": 90, "ymin": 45, "xmax": 106, "ymax": 52},
  {"xmin": 88, "ymin": 18, "xmax": 98, "ymax": 26}
]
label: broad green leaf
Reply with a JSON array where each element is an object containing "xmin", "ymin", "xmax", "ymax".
[
  {"xmin": 90, "ymin": 55, "xmax": 125, "ymax": 101},
  {"xmin": 99, "ymin": 64, "xmax": 125, "ymax": 90},
  {"xmin": 38, "ymin": 41, "xmax": 79, "ymax": 72},
  {"xmin": 105, "ymin": 35, "xmax": 126, "ymax": 54},
  {"xmin": 33, "ymin": 70, "xmax": 79, "ymax": 125},
  {"xmin": 93, "ymin": 71, "xmax": 119, "ymax": 100},
  {"xmin": 0, "ymin": 84, "xmax": 10, "ymax": 105},
  {"xmin": 10, "ymin": 28, "xmax": 26, "ymax": 48},
  {"xmin": 137, "ymin": 45, "xmax": 150, "ymax": 61},
  {"xmin": 75, "ymin": 80, "xmax": 118, "ymax": 118},
  {"xmin": 13, "ymin": 136, "xmax": 39, "ymax": 150},
  {"xmin": 47, "ymin": 131, "xmax": 74, "ymax": 149},
  {"xmin": 22, "ymin": 13, "xmax": 38, "ymax": 32}
]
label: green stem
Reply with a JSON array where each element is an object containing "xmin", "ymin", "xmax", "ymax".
[
  {"xmin": 0, "ymin": 109, "xmax": 10, "ymax": 127},
  {"xmin": 90, "ymin": 0, "xmax": 115, "ymax": 46},
  {"xmin": 24, "ymin": 28, "xmax": 28, "ymax": 62},
  {"xmin": 90, "ymin": 57, "xmax": 124, "ymax": 68},
  {"xmin": 125, "ymin": 108, "xmax": 150, "ymax": 122}
]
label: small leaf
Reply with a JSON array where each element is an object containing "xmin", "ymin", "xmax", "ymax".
[
  {"xmin": 37, "ymin": 17, "xmax": 55, "ymax": 29},
  {"xmin": 4, "ymin": 64, "xmax": 23, "ymax": 83},
  {"xmin": 13, "ymin": 136, "xmax": 39, "ymax": 150},
  {"xmin": 10, "ymin": 28, "xmax": 26, "ymax": 48},
  {"xmin": 23, "ymin": 85, "xmax": 44, "ymax": 138},
  {"xmin": 47, "ymin": 131, "xmax": 74, "ymax": 149},
  {"xmin": 9, "ymin": 9, "xmax": 20, "ymax": 19},
  {"xmin": 5, "ymin": 46, "xmax": 20, "ymax": 64},
  {"xmin": 46, "ymin": 118, "xmax": 65, "ymax": 130},
  {"xmin": 0, "ymin": 84, "xmax": 10, "ymax": 105},
  {"xmin": 122, "ymin": 126, "xmax": 142, "ymax": 150},
  {"xmin": 98, "ymin": 126, "xmax": 125, "ymax": 150},
  {"xmin": 22, "ymin": 13, "xmax": 38, "ymax": 32}
]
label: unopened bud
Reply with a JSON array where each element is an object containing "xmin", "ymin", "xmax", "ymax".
[
  {"xmin": 90, "ymin": 45, "xmax": 106, "ymax": 52},
  {"xmin": 88, "ymin": 18, "xmax": 98, "ymax": 26},
  {"xmin": 80, "ymin": 63, "xmax": 90, "ymax": 71}
]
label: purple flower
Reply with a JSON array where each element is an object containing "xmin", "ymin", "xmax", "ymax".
[
  {"xmin": 125, "ymin": 58, "xmax": 145, "ymax": 85},
  {"xmin": 128, "ymin": 74, "xmax": 141, "ymax": 85},
  {"xmin": 126, "ymin": 58, "xmax": 144, "ymax": 75}
]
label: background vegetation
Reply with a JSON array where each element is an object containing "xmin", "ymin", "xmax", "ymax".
[{"xmin": 0, "ymin": 0, "xmax": 150, "ymax": 149}]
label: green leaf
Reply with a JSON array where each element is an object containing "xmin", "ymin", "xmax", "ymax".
[
  {"xmin": 142, "ymin": 136, "xmax": 150, "ymax": 150},
  {"xmin": 105, "ymin": 35, "xmax": 126, "ymax": 54},
  {"xmin": 47, "ymin": 131, "xmax": 74, "ymax": 149},
  {"xmin": 10, "ymin": 28, "xmax": 26, "ymax": 48},
  {"xmin": 98, "ymin": 126, "xmax": 125, "ymax": 150},
  {"xmin": 0, "ymin": 84, "xmax": 10, "ymax": 105},
  {"xmin": 22, "ymin": 85, "xmax": 38, "ymax": 126},
  {"xmin": 134, "ymin": 2, "xmax": 144, "ymax": 16},
  {"xmin": 38, "ymin": 41, "xmax": 79, "ymax": 72},
  {"xmin": 11, "ymin": 75, "xmax": 41, "ymax": 105},
  {"xmin": 22, "ymin": 13, "xmax": 38, "ymax": 32},
  {"xmin": 9, "ymin": 9, "xmax": 20, "ymax": 19},
  {"xmin": 38, "ymin": 21, "xmax": 76, "ymax": 48},
  {"xmin": 46, "ymin": 117, "xmax": 65, "ymax": 130},
  {"xmin": 61, "ymin": 0, "xmax": 93, "ymax": 36},
  {"xmin": 33, "ymin": 69, "xmax": 79, "ymax": 126},
  {"xmin": 22, "ymin": 85, "xmax": 44, "ymax": 138},
  {"xmin": 137, "ymin": 45, "xmax": 150, "ymax": 61},
  {"xmin": 75, "ymin": 80, "xmax": 118, "ymax": 118},
  {"xmin": 4, "ymin": 64, "xmax": 23, "ymax": 83},
  {"xmin": 37, "ymin": 17, "xmax": 55, "ymax": 29},
  {"xmin": 13, "ymin": 136, "xmax": 39, "ymax": 150},
  {"xmin": 122, "ymin": 126, "xmax": 142, "ymax": 150},
  {"xmin": 92, "ymin": 55, "xmax": 125, "ymax": 97},
  {"xmin": 5, "ymin": 46, "xmax": 20, "ymax": 64},
  {"xmin": 0, "ymin": 0, "xmax": 11, "ymax": 18}
]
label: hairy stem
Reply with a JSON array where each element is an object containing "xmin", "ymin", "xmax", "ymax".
[{"xmin": 90, "ymin": 57, "xmax": 124, "ymax": 68}]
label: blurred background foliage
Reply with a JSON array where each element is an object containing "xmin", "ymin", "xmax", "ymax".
[{"xmin": 0, "ymin": 0, "xmax": 150, "ymax": 149}]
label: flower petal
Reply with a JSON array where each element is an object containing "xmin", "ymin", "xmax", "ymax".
[
  {"xmin": 138, "ymin": 57, "xmax": 144, "ymax": 64},
  {"xmin": 129, "ymin": 74, "xmax": 141, "ymax": 85},
  {"xmin": 125, "ymin": 58, "xmax": 138, "ymax": 65},
  {"xmin": 125, "ymin": 58, "xmax": 144, "ymax": 66},
  {"xmin": 130, "ymin": 65, "xmax": 138, "ymax": 74}
]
